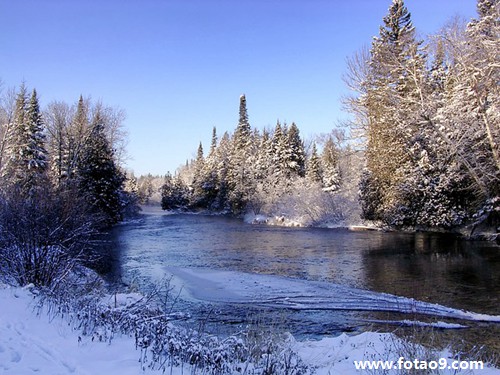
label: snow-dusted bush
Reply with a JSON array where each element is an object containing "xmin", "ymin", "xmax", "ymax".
[
  {"xmin": 251, "ymin": 178, "xmax": 360, "ymax": 228},
  {"xmin": 0, "ymin": 185, "xmax": 96, "ymax": 288},
  {"xmin": 35, "ymin": 278, "xmax": 312, "ymax": 374}
]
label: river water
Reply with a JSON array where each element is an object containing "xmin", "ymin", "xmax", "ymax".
[{"xmin": 101, "ymin": 206, "xmax": 499, "ymax": 347}]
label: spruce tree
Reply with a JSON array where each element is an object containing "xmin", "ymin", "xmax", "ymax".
[
  {"xmin": 270, "ymin": 120, "xmax": 287, "ymax": 182},
  {"xmin": 285, "ymin": 122, "xmax": 306, "ymax": 178},
  {"xmin": 209, "ymin": 126, "xmax": 217, "ymax": 156},
  {"xmin": 359, "ymin": 0, "xmax": 426, "ymax": 223},
  {"xmin": 306, "ymin": 142, "xmax": 322, "ymax": 184},
  {"xmin": 229, "ymin": 95, "xmax": 253, "ymax": 212},
  {"xmin": 321, "ymin": 137, "xmax": 341, "ymax": 193},
  {"xmin": 77, "ymin": 110, "xmax": 124, "ymax": 225},
  {"xmin": 24, "ymin": 89, "xmax": 48, "ymax": 190},
  {"xmin": 214, "ymin": 131, "xmax": 232, "ymax": 211},
  {"xmin": 161, "ymin": 172, "xmax": 189, "ymax": 210},
  {"xmin": 235, "ymin": 95, "xmax": 251, "ymax": 147},
  {"xmin": 2, "ymin": 84, "xmax": 28, "ymax": 186},
  {"xmin": 3, "ymin": 86, "xmax": 48, "ymax": 194},
  {"xmin": 191, "ymin": 142, "xmax": 206, "ymax": 207}
]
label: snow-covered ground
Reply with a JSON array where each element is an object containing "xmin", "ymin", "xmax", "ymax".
[{"xmin": 1, "ymin": 279, "xmax": 499, "ymax": 374}]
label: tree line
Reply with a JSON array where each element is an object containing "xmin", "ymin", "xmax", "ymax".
[
  {"xmin": 162, "ymin": 0, "xmax": 499, "ymax": 233},
  {"xmin": 161, "ymin": 94, "xmax": 362, "ymax": 225},
  {"xmin": 346, "ymin": 0, "xmax": 499, "ymax": 229},
  {"xmin": 0, "ymin": 84, "xmax": 137, "ymax": 287}
]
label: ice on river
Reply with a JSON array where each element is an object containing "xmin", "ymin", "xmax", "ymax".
[{"xmin": 164, "ymin": 267, "xmax": 500, "ymax": 324}]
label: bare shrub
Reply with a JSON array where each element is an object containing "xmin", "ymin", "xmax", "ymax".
[
  {"xmin": 0, "ymin": 184, "xmax": 97, "ymax": 288},
  {"xmin": 34, "ymin": 278, "xmax": 312, "ymax": 375}
]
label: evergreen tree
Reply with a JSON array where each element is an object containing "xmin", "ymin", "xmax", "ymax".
[
  {"xmin": 121, "ymin": 171, "xmax": 141, "ymax": 217},
  {"xmin": 285, "ymin": 122, "xmax": 306, "ymax": 178},
  {"xmin": 306, "ymin": 142, "xmax": 322, "ymax": 184},
  {"xmin": 209, "ymin": 126, "xmax": 217, "ymax": 156},
  {"xmin": 235, "ymin": 95, "xmax": 251, "ymax": 147},
  {"xmin": 2, "ymin": 86, "xmax": 48, "ymax": 194},
  {"xmin": 270, "ymin": 120, "xmax": 287, "ymax": 183},
  {"xmin": 213, "ymin": 131, "xmax": 232, "ymax": 211},
  {"xmin": 25, "ymin": 90, "xmax": 48, "ymax": 172},
  {"xmin": 137, "ymin": 173, "xmax": 155, "ymax": 204},
  {"xmin": 254, "ymin": 128, "xmax": 272, "ymax": 183},
  {"xmin": 2, "ymin": 84, "xmax": 28, "ymax": 186},
  {"xmin": 199, "ymin": 127, "xmax": 220, "ymax": 209},
  {"xmin": 321, "ymin": 137, "xmax": 341, "ymax": 193},
  {"xmin": 77, "ymin": 110, "xmax": 125, "ymax": 225},
  {"xmin": 359, "ymin": 0, "xmax": 426, "ymax": 222},
  {"xmin": 161, "ymin": 172, "xmax": 189, "ymax": 210},
  {"xmin": 191, "ymin": 142, "xmax": 206, "ymax": 207},
  {"xmin": 228, "ymin": 95, "xmax": 254, "ymax": 212}
]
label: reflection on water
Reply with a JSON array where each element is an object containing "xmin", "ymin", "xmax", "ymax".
[{"xmin": 101, "ymin": 207, "xmax": 499, "ymax": 342}]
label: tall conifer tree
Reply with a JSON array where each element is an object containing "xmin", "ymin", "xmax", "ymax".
[
  {"xmin": 360, "ymin": 0, "xmax": 425, "ymax": 222},
  {"xmin": 77, "ymin": 109, "xmax": 124, "ymax": 225},
  {"xmin": 3, "ymin": 86, "xmax": 48, "ymax": 194}
]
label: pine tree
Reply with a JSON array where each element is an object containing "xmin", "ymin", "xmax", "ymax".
[
  {"xmin": 77, "ymin": 109, "xmax": 125, "ymax": 225},
  {"xmin": 199, "ymin": 126, "xmax": 220, "ymax": 209},
  {"xmin": 359, "ymin": 0, "xmax": 427, "ymax": 222},
  {"xmin": 2, "ymin": 84, "xmax": 28, "ymax": 186},
  {"xmin": 270, "ymin": 120, "xmax": 287, "ymax": 183},
  {"xmin": 121, "ymin": 171, "xmax": 141, "ymax": 216},
  {"xmin": 161, "ymin": 172, "xmax": 189, "ymax": 210},
  {"xmin": 191, "ymin": 142, "xmax": 206, "ymax": 207},
  {"xmin": 228, "ymin": 95, "xmax": 254, "ymax": 212},
  {"xmin": 235, "ymin": 95, "xmax": 251, "ymax": 148},
  {"xmin": 285, "ymin": 122, "xmax": 306, "ymax": 178},
  {"xmin": 2, "ymin": 86, "xmax": 48, "ymax": 194},
  {"xmin": 321, "ymin": 137, "xmax": 341, "ymax": 193},
  {"xmin": 254, "ymin": 128, "xmax": 272, "ymax": 183},
  {"xmin": 213, "ymin": 131, "xmax": 232, "ymax": 211},
  {"xmin": 306, "ymin": 142, "xmax": 322, "ymax": 184},
  {"xmin": 25, "ymin": 90, "xmax": 48, "ymax": 175},
  {"xmin": 209, "ymin": 126, "xmax": 217, "ymax": 156}
]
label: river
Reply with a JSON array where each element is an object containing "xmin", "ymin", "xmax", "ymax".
[{"xmin": 100, "ymin": 206, "xmax": 499, "ymax": 351}]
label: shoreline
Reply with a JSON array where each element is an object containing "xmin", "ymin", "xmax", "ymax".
[{"xmin": 139, "ymin": 204, "xmax": 499, "ymax": 243}]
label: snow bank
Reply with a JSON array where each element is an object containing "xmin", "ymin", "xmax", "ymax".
[
  {"xmin": 1, "ymin": 284, "xmax": 499, "ymax": 375},
  {"xmin": 0, "ymin": 285, "xmax": 155, "ymax": 375}
]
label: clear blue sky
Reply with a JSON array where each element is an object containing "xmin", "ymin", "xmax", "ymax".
[{"xmin": 0, "ymin": 0, "xmax": 477, "ymax": 176}]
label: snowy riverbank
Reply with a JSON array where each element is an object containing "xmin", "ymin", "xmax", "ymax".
[
  {"xmin": 242, "ymin": 211, "xmax": 499, "ymax": 242},
  {"xmin": 1, "ymin": 281, "xmax": 500, "ymax": 374}
]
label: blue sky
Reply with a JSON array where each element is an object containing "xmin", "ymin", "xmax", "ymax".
[{"xmin": 0, "ymin": 0, "xmax": 477, "ymax": 176}]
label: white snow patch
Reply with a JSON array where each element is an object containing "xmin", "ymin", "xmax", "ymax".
[
  {"xmin": 243, "ymin": 212, "xmax": 269, "ymax": 224},
  {"xmin": 164, "ymin": 267, "xmax": 500, "ymax": 323},
  {"xmin": 0, "ymin": 285, "xmax": 155, "ymax": 375},
  {"xmin": 1, "ymin": 283, "xmax": 499, "ymax": 375},
  {"xmin": 362, "ymin": 319, "xmax": 469, "ymax": 329}
]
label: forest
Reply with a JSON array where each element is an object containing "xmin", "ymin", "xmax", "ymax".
[
  {"xmin": 0, "ymin": 0, "xmax": 498, "ymax": 374},
  {"xmin": 0, "ymin": 0, "xmax": 498, "ymax": 288},
  {"xmin": 156, "ymin": 0, "xmax": 499, "ymax": 236},
  {"xmin": 0, "ymin": 87, "xmax": 137, "ymax": 286}
]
